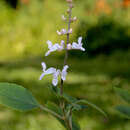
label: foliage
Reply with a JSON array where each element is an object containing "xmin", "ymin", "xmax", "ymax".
[
  {"xmin": 0, "ymin": 0, "xmax": 130, "ymax": 129},
  {"xmin": 73, "ymin": 16, "xmax": 130, "ymax": 57},
  {"xmin": 0, "ymin": 83, "xmax": 39, "ymax": 111},
  {"xmin": 114, "ymin": 87, "xmax": 130, "ymax": 119}
]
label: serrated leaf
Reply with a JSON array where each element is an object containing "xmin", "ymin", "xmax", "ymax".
[
  {"xmin": 114, "ymin": 87, "xmax": 130, "ymax": 104},
  {"xmin": 116, "ymin": 105, "xmax": 130, "ymax": 119},
  {"xmin": 76, "ymin": 99, "xmax": 107, "ymax": 117},
  {"xmin": 0, "ymin": 83, "xmax": 39, "ymax": 111}
]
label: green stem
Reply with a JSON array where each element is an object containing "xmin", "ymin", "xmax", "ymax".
[
  {"xmin": 60, "ymin": 2, "xmax": 73, "ymax": 130},
  {"xmin": 39, "ymin": 105, "xmax": 63, "ymax": 120}
]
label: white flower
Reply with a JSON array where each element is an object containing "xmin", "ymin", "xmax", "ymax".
[
  {"xmin": 57, "ymin": 40, "xmax": 65, "ymax": 51},
  {"xmin": 61, "ymin": 15, "xmax": 66, "ymax": 21},
  {"xmin": 72, "ymin": 37, "xmax": 85, "ymax": 51},
  {"xmin": 68, "ymin": 28, "xmax": 73, "ymax": 34},
  {"xmin": 39, "ymin": 62, "xmax": 56, "ymax": 80},
  {"xmin": 67, "ymin": 43, "xmax": 72, "ymax": 50},
  {"xmin": 73, "ymin": 16, "xmax": 77, "ymax": 21},
  {"xmin": 57, "ymin": 29, "xmax": 67, "ymax": 35},
  {"xmin": 39, "ymin": 62, "xmax": 69, "ymax": 86},
  {"xmin": 61, "ymin": 65, "xmax": 69, "ymax": 81},
  {"xmin": 57, "ymin": 28, "xmax": 73, "ymax": 35},
  {"xmin": 45, "ymin": 40, "xmax": 65, "ymax": 56},
  {"xmin": 66, "ymin": 0, "xmax": 72, "ymax": 3},
  {"xmin": 52, "ymin": 69, "xmax": 60, "ymax": 86}
]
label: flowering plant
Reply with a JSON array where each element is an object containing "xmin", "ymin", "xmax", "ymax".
[{"xmin": 0, "ymin": 0, "xmax": 106, "ymax": 129}]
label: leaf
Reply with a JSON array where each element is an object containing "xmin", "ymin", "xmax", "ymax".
[
  {"xmin": 0, "ymin": 83, "xmax": 39, "ymax": 111},
  {"xmin": 62, "ymin": 94, "xmax": 85, "ymax": 111},
  {"xmin": 116, "ymin": 105, "xmax": 130, "ymax": 119},
  {"xmin": 48, "ymin": 86, "xmax": 84, "ymax": 111},
  {"xmin": 63, "ymin": 93, "xmax": 77, "ymax": 103},
  {"xmin": 114, "ymin": 87, "xmax": 130, "ymax": 104},
  {"xmin": 72, "ymin": 118, "xmax": 80, "ymax": 130},
  {"xmin": 45, "ymin": 102, "xmax": 81, "ymax": 130},
  {"xmin": 66, "ymin": 104, "xmax": 87, "ymax": 112},
  {"xmin": 76, "ymin": 99, "xmax": 107, "ymax": 117},
  {"xmin": 45, "ymin": 101, "xmax": 63, "ymax": 116},
  {"xmin": 48, "ymin": 85, "xmax": 61, "ymax": 98},
  {"xmin": 45, "ymin": 102, "xmax": 66, "ymax": 128}
]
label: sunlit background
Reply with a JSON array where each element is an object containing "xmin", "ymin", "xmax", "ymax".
[{"xmin": 0, "ymin": 0, "xmax": 130, "ymax": 129}]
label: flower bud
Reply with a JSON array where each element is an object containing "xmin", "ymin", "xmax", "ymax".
[
  {"xmin": 61, "ymin": 15, "xmax": 66, "ymax": 21},
  {"xmin": 66, "ymin": 0, "xmax": 72, "ymax": 3},
  {"xmin": 68, "ymin": 28, "xmax": 72, "ymax": 34},
  {"xmin": 73, "ymin": 16, "xmax": 77, "ymax": 21},
  {"xmin": 67, "ymin": 43, "xmax": 72, "ymax": 50},
  {"xmin": 67, "ymin": 9, "xmax": 70, "ymax": 13},
  {"xmin": 69, "ymin": 3, "xmax": 74, "ymax": 8}
]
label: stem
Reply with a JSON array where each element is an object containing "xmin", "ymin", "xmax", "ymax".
[
  {"xmin": 39, "ymin": 105, "xmax": 63, "ymax": 120},
  {"xmin": 60, "ymin": 6, "xmax": 72, "ymax": 96},
  {"xmin": 59, "ymin": 3, "xmax": 73, "ymax": 130}
]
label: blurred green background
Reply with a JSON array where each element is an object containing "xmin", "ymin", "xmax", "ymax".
[{"xmin": 0, "ymin": 0, "xmax": 130, "ymax": 129}]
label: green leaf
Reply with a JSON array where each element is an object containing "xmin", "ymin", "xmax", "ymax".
[
  {"xmin": 62, "ymin": 94, "xmax": 85, "ymax": 111},
  {"xmin": 114, "ymin": 87, "xmax": 130, "ymax": 104},
  {"xmin": 48, "ymin": 85, "xmax": 59, "ymax": 95},
  {"xmin": 76, "ymin": 99, "xmax": 107, "ymax": 117},
  {"xmin": 45, "ymin": 101, "xmax": 63, "ymax": 116},
  {"xmin": 45, "ymin": 102, "xmax": 66, "ymax": 127},
  {"xmin": 0, "ymin": 83, "xmax": 39, "ymax": 111},
  {"xmin": 45, "ymin": 102, "xmax": 81, "ymax": 130},
  {"xmin": 63, "ymin": 93, "xmax": 77, "ymax": 103},
  {"xmin": 116, "ymin": 105, "xmax": 130, "ymax": 119},
  {"xmin": 72, "ymin": 118, "xmax": 80, "ymax": 130}
]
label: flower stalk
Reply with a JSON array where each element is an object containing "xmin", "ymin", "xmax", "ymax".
[
  {"xmin": 60, "ymin": 1, "xmax": 73, "ymax": 130},
  {"xmin": 39, "ymin": 0, "xmax": 85, "ymax": 129}
]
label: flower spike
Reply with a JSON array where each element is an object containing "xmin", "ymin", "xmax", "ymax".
[
  {"xmin": 72, "ymin": 37, "xmax": 85, "ymax": 51},
  {"xmin": 39, "ymin": 62, "xmax": 56, "ymax": 80},
  {"xmin": 40, "ymin": 62, "xmax": 69, "ymax": 86},
  {"xmin": 45, "ymin": 40, "xmax": 65, "ymax": 56}
]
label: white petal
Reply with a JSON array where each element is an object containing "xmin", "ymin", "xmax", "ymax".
[
  {"xmin": 61, "ymin": 29, "xmax": 67, "ymax": 34},
  {"xmin": 61, "ymin": 15, "xmax": 66, "ymax": 21},
  {"xmin": 78, "ymin": 37, "xmax": 82, "ymax": 44},
  {"xmin": 63, "ymin": 65, "xmax": 69, "ymax": 72},
  {"xmin": 45, "ymin": 50, "xmax": 51, "ymax": 56},
  {"xmin": 67, "ymin": 43, "xmax": 72, "ymax": 50},
  {"xmin": 57, "ymin": 30, "xmax": 62, "ymax": 35},
  {"xmin": 80, "ymin": 47, "xmax": 85, "ymax": 51},
  {"xmin": 61, "ymin": 65, "xmax": 69, "ymax": 81},
  {"xmin": 52, "ymin": 70, "xmax": 60, "ymax": 86},
  {"xmin": 53, "ymin": 44, "xmax": 60, "ymax": 51},
  {"xmin": 41, "ymin": 62, "xmax": 46, "ymax": 71},
  {"xmin": 52, "ymin": 78, "xmax": 58, "ymax": 86},
  {"xmin": 47, "ymin": 40, "xmax": 53, "ymax": 49},
  {"xmin": 56, "ymin": 40, "xmax": 64, "ymax": 51},
  {"xmin": 60, "ymin": 40, "xmax": 65, "ymax": 47},
  {"xmin": 45, "ymin": 68, "xmax": 56, "ymax": 75},
  {"xmin": 39, "ymin": 73, "xmax": 45, "ymax": 80},
  {"xmin": 73, "ymin": 16, "xmax": 77, "ymax": 21},
  {"xmin": 72, "ymin": 42, "xmax": 79, "ymax": 49},
  {"xmin": 68, "ymin": 28, "xmax": 72, "ymax": 34}
]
